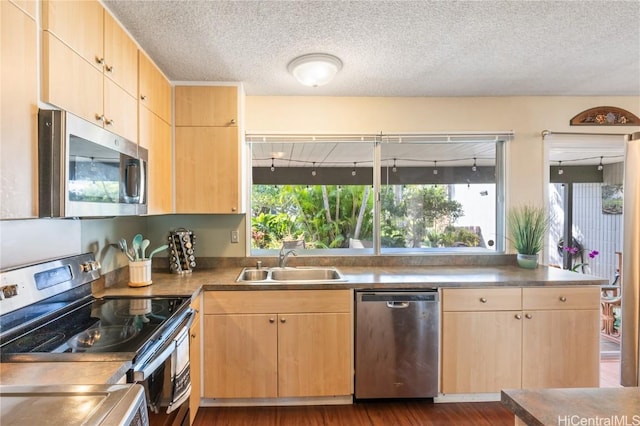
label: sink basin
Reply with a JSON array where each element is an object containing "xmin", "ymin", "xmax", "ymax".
[
  {"xmin": 270, "ymin": 268, "xmax": 342, "ymax": 281},
  {"xmin": 235, "ymin": 267, "xmax": 347, "ymax": 283},
  {"xmin": 238, "ymin": 269, "xmax": 269, "ymax": 281}
]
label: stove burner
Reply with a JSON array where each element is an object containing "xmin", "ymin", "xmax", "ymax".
[
  {"xmin": 67, "ymin": 325, "xmax": 139, "ymax": 352},
  {"xmin": 16, "ymin": 331, "xmax": 66, "ymax": 352}
]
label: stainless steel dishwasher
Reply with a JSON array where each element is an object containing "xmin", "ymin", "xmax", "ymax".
[{"xmin": 355, "ymin": 290, "xmax": 439, "ymax": 399}]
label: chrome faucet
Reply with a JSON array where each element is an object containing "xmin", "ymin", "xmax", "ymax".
[{"xmin": 279, "ymin": 246, "xmax": 297, "ymax": 268}]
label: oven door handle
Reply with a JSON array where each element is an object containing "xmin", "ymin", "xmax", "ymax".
[{"xmin": 131, "ymin": 310, "xmax": 194, "ymax": 382}]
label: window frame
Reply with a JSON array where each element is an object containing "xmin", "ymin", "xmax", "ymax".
[{"xmin": 246, "ymin": 132, "xmax": 510, "ymax": 256}]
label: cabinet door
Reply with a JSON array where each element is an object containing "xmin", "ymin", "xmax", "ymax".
[
  {"xmin": 441, "ymin": 311, "xmax": 522, "ymax": 394},
  {"xmin": 175, "ymin": 126, "xmax": 239, "ymax": 213},
  {"xmin": 203, "ymin": 314, "xmax": 277, "ymax": 398},
  {"xmin": 278, "ymin": 313, "xmax": 352, "ymax": 397},
  {"xmin": 104, "ymin": 78, "xmax": 137, "ymax": 142},
  {"xmin": 139, "ymin": 107, "xmax": 172, "ymax": 214},
  {"xmin": 42, "ymin": 0, "xmax": 103, "ymax": 70},
  {"xmin": 175, "ymin": 86, "xmax": 237, "ymax": 127},
  {"xmin": 42, "ymin": 32, "xmax": 103, "ymax": 125},
  {"xmin": 103, "ymin": 11, "xmax": 137, "ymax": 98},
  {"xmin": 522, "ymin": 309, "xmax": 600, "ymax": 389},
  {"xmin": 139, "ymin": 51, "xmax": 171, "ymax": 124},
  {"xmin": 1, "ymin": 1, "xmax": 37, "ymax": 218},
  {"xmin": 189, "ymin": 295, "xmax": 202, "ymax": 425}
]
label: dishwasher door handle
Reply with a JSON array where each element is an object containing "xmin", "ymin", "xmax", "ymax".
[{"xmin": 386, "ymin": 301, "xmax": 410, "ymax": 308}]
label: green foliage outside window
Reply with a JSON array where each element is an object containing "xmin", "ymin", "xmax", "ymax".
[
  {"xmin": 252, "ymin": 183, "xmax": 479, "ymax": 250},
  {"xmin": 251, "ymin": 185, "xmax": 373, "ymax": 249}
]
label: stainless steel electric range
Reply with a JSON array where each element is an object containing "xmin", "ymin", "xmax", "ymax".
[{"xmin": 0, "ymin": 253, "xmax": 194, "ymax": 421}]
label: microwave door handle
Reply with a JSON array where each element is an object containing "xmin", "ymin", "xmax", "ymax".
[{"xmin": 125, "ymin": 160, "xmax": 140, "ymax": 199}]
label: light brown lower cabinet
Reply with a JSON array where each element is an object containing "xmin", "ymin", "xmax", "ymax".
[
  {"xmin": 203, "ymin": 290, "xmax": 352, "ymax": 399},
  {"xmin": 441, "ymin": 286, "xmax": 600, "ymax": 394},
  {"xmin": 521, "ymin": 308, "xmax": 599, "ymax": 388},
  {"xmin": 442, "ymin": 310, "xmax": 522, "ymax": 393}
]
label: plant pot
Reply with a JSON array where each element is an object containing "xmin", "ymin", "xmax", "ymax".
[{"xmin": 516, "ymin": 253, "xmax": 539, "ymax": 269}]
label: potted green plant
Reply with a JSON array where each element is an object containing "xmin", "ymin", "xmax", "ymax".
[{"xmin": 508, "ymin": 205, "xmax": 550, "ymax": 269}]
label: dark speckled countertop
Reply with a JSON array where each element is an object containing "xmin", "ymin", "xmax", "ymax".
[
  {"xmin": 95, "ymin": 264, "xmax": 606, "ymax": 298},
  {"xmin": 501, "ymin": 388, "xmax": 640, "ymax": 425}
]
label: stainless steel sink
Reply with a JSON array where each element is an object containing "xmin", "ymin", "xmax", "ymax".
[
  {"xmin": 270, "ymin": 268, "xmax": 343, "ymax": 281},
  {"xmin": 236, "ymin": 267, "xmax": 347, "ymax": 283},
  {"xmin": 238, "ymin": 269, "xmax": 269, "ymax": 281}
]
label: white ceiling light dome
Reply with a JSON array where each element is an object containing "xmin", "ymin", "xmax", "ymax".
[{"xmin": 287, "ymin": 53, "xmax": 343, "ymax": 87}]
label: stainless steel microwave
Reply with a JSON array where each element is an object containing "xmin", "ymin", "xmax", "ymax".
[{"xmin": 38, "ymin": 109, "xmax": 147, "ymax": 217}]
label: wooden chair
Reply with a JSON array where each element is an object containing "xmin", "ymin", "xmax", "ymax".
[{"xmin": 601, "ymin": 252, "xmax": 622, "ymax": 342}]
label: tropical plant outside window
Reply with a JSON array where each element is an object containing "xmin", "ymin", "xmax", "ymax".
[{"xmin": 247, "ymin": 134, "xmax": 506, "ymax": 255}]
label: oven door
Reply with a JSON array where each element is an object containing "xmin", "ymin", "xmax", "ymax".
[{"xmin": 129, "ymin": 309, "xmax": 193, "ymax": 415}]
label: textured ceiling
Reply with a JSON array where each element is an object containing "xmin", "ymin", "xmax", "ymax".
[{"xmin": 103, "ymin": 0, "xmax": 640, "ymax": 97}]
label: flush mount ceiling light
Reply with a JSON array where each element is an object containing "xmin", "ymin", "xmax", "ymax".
[{"xmin": 287, "ymin": 53, "xmax": 343, "ymax": 87}]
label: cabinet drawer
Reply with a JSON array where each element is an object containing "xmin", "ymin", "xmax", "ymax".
[
  {"xmin": 442, "ymin": 288, "xmax": 522, "ymax": 311},
  {"xmin": 204, "ymin": 290, "xmax": 351, "ymax": 314},
  {"xmin": 523, "ymin": 287, "xmax": 600, "ymax": 310}
]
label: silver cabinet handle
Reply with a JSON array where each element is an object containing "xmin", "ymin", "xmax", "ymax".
[
  {"xmin": 515, "ymin": 313, "xmax": 522, "ymax": 320},
  {"xmin": 480, "ymin": 297, "xmax": 487, "ymax": 303},
  {"xmin": 269, "ymin": 317, "xmax": 275, "ymax": 323},
  {"xmin": 105, "ymin": 118, "xmax": 114, "ymax": 126},
  {"xmin": 280, "ymin": 317, "xmax": 286, "ymax": 323},
  {"xmin": 525, "ymin": 313, "xmax": 533, "ymax": 319},
  {"xmin": 95, "ymin": 114, "xmax": 105, "ymax": 122},
  {"xmin": 559, "ymin": 296, "xmax": 567, "ymax": 302}
]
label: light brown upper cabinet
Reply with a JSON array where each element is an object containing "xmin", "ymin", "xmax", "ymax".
[
  {"xmin": 9, "ymin": 0, "xmax": 36, "ymax": 19},
  {"xmin": 103, "ymin": 12, "xmax": 138, "ymax": 98},
  {"xmin": 138, "ymin": 51, "xmax": 172, "ymax": 214},
  {"xmin": 1, "ymin": 0, "xmax": 38, "ymax": 218},
  {"xmin": 175, "ymin": 126, "xmax": 240, "ymax": 213},
  {"xmin": 175, "ymin": 86, "xmax": 237, "ymax": 127},
  {"xmin": 41, "ymin": 0, "xmax": 138, "ymax": 142},
  {"xmin": 174, "ymin": 85, "xmax": 244, "ymax": 214},
  {"xmin": 139, "ymin": 106, "xmax": 172, "ymax": 214},
  {"xmin": 139, "ymin": 50, "xmax": 172, "ymax": 124}
]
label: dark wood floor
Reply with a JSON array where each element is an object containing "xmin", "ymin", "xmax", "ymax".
[{"xmin": 193, "ymin": 400, "xmax": 514, "ymax": 426}]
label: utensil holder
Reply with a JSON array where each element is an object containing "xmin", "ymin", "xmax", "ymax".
[{"xmin": 128, "ymin": 259, "xmax": 152, "ymax": 287}]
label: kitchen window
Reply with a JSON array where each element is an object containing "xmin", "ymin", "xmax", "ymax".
[{"xmin": 247, "ymin": 133, "xmax": 508, "ymax": 255}]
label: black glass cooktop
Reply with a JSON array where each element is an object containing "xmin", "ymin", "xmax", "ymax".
[{"xmin": 0, "ymin": 297, "xmax": 188, "ymax": 356}]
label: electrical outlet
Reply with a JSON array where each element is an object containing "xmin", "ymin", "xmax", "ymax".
[{"xmin": 230, "ymin": 230, "xmax": 239, "ymax": 243}]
